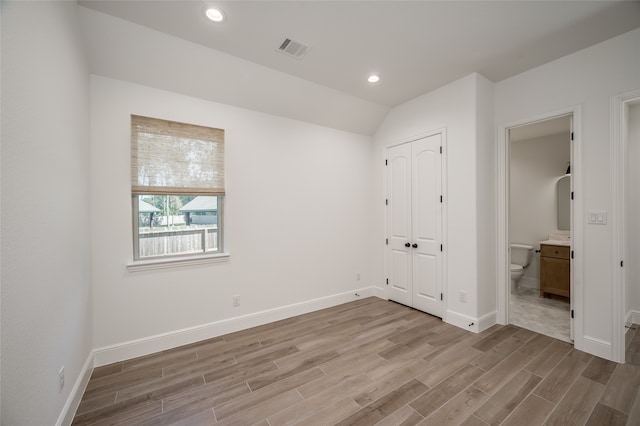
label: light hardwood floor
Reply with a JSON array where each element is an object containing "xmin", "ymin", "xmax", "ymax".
[{"xmin": 72, "ymin": 297, "xmax": 640, "ymax": 425}]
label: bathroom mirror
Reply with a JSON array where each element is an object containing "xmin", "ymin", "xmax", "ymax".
[{"xmin": 558, "ymin": 175, "xmax": 571, "ymax": 230}]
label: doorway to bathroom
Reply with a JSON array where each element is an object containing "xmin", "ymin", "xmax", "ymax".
[
  {"xmin": 505, "ymin": 113, "xmax": 574, "ymax": 343},
  {"xmin": 613, "ymin": 90, "xmax": 640, "ymax": 362}
]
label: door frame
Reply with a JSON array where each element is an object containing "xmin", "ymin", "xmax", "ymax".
[
  {"xmin": 384, "ymin": 128, "xmax": 448, "ymax": 319},
  {"xmin": 611, "ymin": 89, "xmax": 640, "ymax": 363},
  {"xmin": 496, "ymin": 106, "xmax": 582, "ymax": 350}
]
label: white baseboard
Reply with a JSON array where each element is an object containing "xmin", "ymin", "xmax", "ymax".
[
  {"xmin": 56, "ymin": 351, "xmax": 94, "ymax": 426},
  {"xmin": 518, "ymin": 276, "xmax": 539, "ymax": 290},
  {"xmin": 445, "ymin": 309, "xmax": 486, "ymax": 333},
  {"xmin": 582, "ymin": 335, "xmax": 612, "ymax": 360},
  {"xmin": 94, "ymin": 286, "xmax": 379, "ymax": 367},
  {"xmin": 373, "ymin": 286, "xmax": 387, "ymax": 299},
  {"xmin": 629, "ymin": 310, "xmax": 640, "ymax": 327},
  {"xmin": 477, "ymin": 311, "xmax": 497, "ymax": 332}
]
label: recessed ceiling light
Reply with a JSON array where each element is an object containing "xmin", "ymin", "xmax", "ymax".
[
  {"xmin": 204, "ymin": 6, "xmax": 226, "ymax": 23},
  {"xmin": 368, "ymin": 74, "xmax": 380, "ymax": 83}
]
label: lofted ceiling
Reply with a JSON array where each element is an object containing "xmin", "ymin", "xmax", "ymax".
[{"xmin": 79, "ymin": 0, "xmax": 640, "ymax": 108}]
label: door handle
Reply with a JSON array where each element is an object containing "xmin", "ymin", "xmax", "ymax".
[
  {"xmin": 412, "ymin": 243, "xmax": 418, "ymax": 248},
  {"xmin": 404, "ymin": 243, "xmax": 411, "ymax": 248}
]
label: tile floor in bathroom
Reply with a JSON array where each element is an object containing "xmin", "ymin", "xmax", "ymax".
[{"xmin": 509, "ymin": 286, "xmax": 572, "ymax": 342}]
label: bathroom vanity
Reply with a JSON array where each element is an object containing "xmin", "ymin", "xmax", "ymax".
[{"xmin": 539, "ymin": 241, "xmax": 570, "ymax": 298}]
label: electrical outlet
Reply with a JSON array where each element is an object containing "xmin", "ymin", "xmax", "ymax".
[
  {"xmin": 459, "ymin": 291, "xmax": 467, "ymax": 303},
  {"xmin": 58, "ymin": 366, "xmax": 65, "ymax": 392},
  {"xmin": 356, "ymin": 273, "xmax": 361, "ymax": 281},
  {"xmin": 233, "ymin": 295, "xmax": 240, "ymax": 307}
]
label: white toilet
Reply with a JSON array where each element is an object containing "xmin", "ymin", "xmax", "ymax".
[{"xmin": 510, "ymin": 243, "xmax": 534, "ymax": 289}]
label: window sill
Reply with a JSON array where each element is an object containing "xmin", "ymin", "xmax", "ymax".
[{"xmin": 127, "ymin": 253, "xmax": 230, "ymax": 272}]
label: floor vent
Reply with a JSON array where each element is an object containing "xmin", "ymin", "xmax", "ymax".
[{"xmin": 277, "ymin": 38, "xmax": 310, "ymax": 59}]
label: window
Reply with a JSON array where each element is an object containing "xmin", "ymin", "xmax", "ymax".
[{"xmin": 131, "ymin": 115, "xmax": 225, "ymax": 261}]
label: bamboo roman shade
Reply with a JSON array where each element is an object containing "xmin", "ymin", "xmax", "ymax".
[{"xmin": 131, "ymin": 115, "xmax": 225, "ymax": 196}]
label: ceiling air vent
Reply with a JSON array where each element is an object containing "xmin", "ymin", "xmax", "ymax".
[{"xmin": 277, "ymin": 38, "xmax": 311, "ymax": 59}]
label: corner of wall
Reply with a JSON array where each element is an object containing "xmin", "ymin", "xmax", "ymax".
[
  {"xmin": 445, "ymin": 309, "xmax": 496, "ymax": 334},
  {"xmin": 56, "ymin": 352, "xmax": 94, "ymax": 426},
  {"xmin": 475, "ymin": 73, "xmax": 497, "ymax": 319}
]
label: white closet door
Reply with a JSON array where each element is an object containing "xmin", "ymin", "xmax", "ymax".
[
  {"xmin": 386, "ymin": 143, "xmax": 412, "ymax": 306},
  {"xmin": 411, "ymin": 134, "xmax": 443, "ymax": 317},
  {"xmin": 385, "ymin": 134, "xmax": 443, "ymax": 318}
]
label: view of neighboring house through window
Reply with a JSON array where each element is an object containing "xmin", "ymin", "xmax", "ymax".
[{"xmin": 131, "ymin": 115, "xmax": 225, "ymax": 260}]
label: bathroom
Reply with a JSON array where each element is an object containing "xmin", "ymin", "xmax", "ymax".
[{"xmin": 508, "ymin": 115, "xmax": 572, "ymax": 342}]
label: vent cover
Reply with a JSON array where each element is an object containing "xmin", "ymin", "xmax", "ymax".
[{"xmin": 277, "ymin": 38, "xmax": 311, "ymax": 59}]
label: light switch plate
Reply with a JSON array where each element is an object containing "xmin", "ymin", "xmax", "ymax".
[{"xmin": 588, "ymin": 211, "xmax": 607, "ymax": 225}]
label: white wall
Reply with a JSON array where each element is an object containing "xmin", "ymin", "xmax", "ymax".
[
  {"xmin": 510, "ymin": 133, "xmax": 571, "ymax": 284},
  {"xmin": 373, "ymin": 73, "xmax": 496, "ymax": 329},
  {"xmin": 627, "ymin": 102, "xmax": 640, "ymax": 319},
  {"xmin": 1, "ymin": 2, "xmax": 92, "ymax": 424},
  {"xmin": 475, "ymin": 75, "xmax": 497, "ymax": 320},
  {"xmin": 495, "ymin": 28, "xmax": 640, "ymax": 358},
  {"xmin": 0, "ymin": 5, "xmax": 3, "ymax": 423},
  {"xmin": 91, "ymin": 76, "xmax": 376, "ymax": 353}
]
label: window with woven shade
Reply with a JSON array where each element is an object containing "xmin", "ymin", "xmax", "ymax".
[{"xmin": 131, "ymin": 115, "xmax": 225, "ymax": 261}]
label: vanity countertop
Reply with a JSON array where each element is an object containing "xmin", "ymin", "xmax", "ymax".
[{"xmin": 539, "ymin": 239, "xmax": 571, "ymax": 247}]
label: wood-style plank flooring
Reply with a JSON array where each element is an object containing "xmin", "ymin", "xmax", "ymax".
[{"xmin": 72, "ymin": 297, "xmax": 640, "ymax": 425}]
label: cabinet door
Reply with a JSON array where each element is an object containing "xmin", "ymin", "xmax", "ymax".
[{"xmin": 541, "ymin": 257, "xmax": 570, "ymax": 297}]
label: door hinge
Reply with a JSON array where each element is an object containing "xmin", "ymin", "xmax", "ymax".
[
  {"xmin": 621, "ymin": 260, "xmax": 624, "ymax": 267},
  {"xmin": 440, "ymin": 195, "xmax": 443, "ymax": 203},
  {"xmin": 440, "ymin": 293, "xmax": 443, "ymax": 301},
  {"xmin": 385, "ymin": 198, "xmax": 388, "ymax": 206},
  {"xmin": 440, "ymin": 244, "xmax": 443, "ymax": 252},
  {"xmin": 571, "ymin": 250, "xmax": 574, "ymax": 259},
  {"xmin": 571, "ymin": 309, "xmax": 574, "ymax": 319},
  {"xmin": 571, "ymin": 132, "xmax": 574, "ymax": 141},
  {"xmin": 385, "ymin": 238, "xmax": 388, "ymax": 245},
  {"xmin": 571, "ymin": 191, "xmax": 574, "ymax": 200},
  {"xmin": 386, "ymin": 278, "xmax": 389, "ymax": 285},
  {"xmin": 439, "ymin": 146, "xmax": 442, "ymax": 154},
  {"xmin": 385, "ymin": 159, "xmax": 388, "ymax": 166}
]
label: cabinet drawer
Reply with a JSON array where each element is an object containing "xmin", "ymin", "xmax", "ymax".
[{"xmin": 540, "ymin": 244, "xmax": 570, "ymax": 260}]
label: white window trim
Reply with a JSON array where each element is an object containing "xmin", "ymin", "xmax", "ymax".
[{"xmin": 127, "ymin": 252, "xmax": 230, "ymax": 272}]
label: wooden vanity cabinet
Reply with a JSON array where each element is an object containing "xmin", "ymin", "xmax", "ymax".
[{"xmin": 540, "ymin": 244, "xmax": 570, "ymax": 298}]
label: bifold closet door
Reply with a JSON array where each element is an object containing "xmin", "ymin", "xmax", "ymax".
[{"xmin": 386, "ymin": 134, "xmax": 443, "ymax": 318}]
